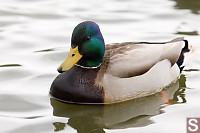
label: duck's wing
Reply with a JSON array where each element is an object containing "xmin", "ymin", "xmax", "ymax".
[{"xmin": 102, "ymin": 37, "xmax": 185, "ymax": 78}]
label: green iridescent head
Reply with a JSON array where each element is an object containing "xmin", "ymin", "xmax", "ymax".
[{"xmin": 58, "ymin": 21, "xmax": 105, "ymax": 72}]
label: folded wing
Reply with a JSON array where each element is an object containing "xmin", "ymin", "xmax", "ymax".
[{"xmin": 103, "ymin": 37, "xmax": 185, "ymax": 78}]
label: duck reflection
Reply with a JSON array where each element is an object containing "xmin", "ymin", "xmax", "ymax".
[
  {"xmin": 50, "ymin": 75, "xmax": 186, "ymax": 133},
  {"xmin": 172, "ymin": 0, "xmax": 200, "ymax": 14}
]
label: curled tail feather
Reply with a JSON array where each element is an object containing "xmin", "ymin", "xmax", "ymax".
[{"xmin": 177, "ymin": 40, "xmax": 196, "ymax": 72}]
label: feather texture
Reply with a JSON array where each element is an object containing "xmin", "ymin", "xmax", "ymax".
[
  {"xmin": 101, "ymin": 37, "xmax": 184, "ymax": 78},
  {"xmin": 95, "ymin": 37, "xmax": 188, "ymax": 103}
]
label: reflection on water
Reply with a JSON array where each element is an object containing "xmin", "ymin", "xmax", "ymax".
[
  {"xmin": 35, "ymin": 48, "xmax": 56, "ymax": 53},
  {"xmin": 50, "ymin": 75, "xmax": 187, "ymax": 133},
  {"xmin": 176, "ymin": 31, "xmax": 199, "ymax": 36},
  {"xmin": 0, "ymin": 64, "xmax": 22, "ymax": 67},
  {"xmin": 173, "ymin": 75, "xmax": 186, "ymax": 103},
  {"xmin": 172, "ymin": 0, "xmax": 200, "ymax": 14},
  {"xmin": 53, "ymin": 122, "xmax": 66, "ymax": 132}
]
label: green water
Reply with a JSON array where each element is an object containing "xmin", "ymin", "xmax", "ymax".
[{"xmin": 0, "ymin": 0, "xmax": 200, "ymax": 133}]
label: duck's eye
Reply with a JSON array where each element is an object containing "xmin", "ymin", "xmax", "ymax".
[
  {"xmin": 72, "ymin": 53, "xmax": 75, "ymax": 57},
  {"xmin": 86, "ymin": 36, "xmax": 91, "ymax": 41}
]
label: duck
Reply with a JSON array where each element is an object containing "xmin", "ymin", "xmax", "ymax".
[{"xmin": 50, "ymin": 21, "xmax": 195, "ymax": 104}]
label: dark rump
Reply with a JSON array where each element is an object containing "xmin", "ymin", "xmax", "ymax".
[{"xmin": 176, "ymin": 40, "xmax": 190, "ymax": 72}]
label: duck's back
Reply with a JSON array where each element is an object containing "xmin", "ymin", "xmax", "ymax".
[{"xmin": 102, "ymin": 37, "xmax": 185, "ymax": 78}]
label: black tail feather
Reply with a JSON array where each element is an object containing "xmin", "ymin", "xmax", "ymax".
[{"xmin": 176, "ymin": 40, "xmax": 190, "ymax": 72}]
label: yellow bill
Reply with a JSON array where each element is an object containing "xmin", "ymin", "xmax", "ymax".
[{"xmin": 57, "ymin": 46, "xmax": 82, "ymax": 72}]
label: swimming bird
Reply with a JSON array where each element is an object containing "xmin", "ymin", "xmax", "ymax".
[{"xmin": 50, "ymin": 21, "xmax": 195, "ymax": 104}]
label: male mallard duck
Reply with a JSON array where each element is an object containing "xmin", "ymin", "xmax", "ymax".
[{"xmin": 50, "ymin": 21, "xmax": 194, "ymax": 104}]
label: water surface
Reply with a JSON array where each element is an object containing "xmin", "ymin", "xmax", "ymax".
[{"xmin": 0, "ymin": 0, "xmax": 200, "ymax": 133}]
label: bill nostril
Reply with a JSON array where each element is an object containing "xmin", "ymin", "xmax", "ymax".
[{"xmin": 57, "ymin": 67, "xmax": 63, "ymax": 73}]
